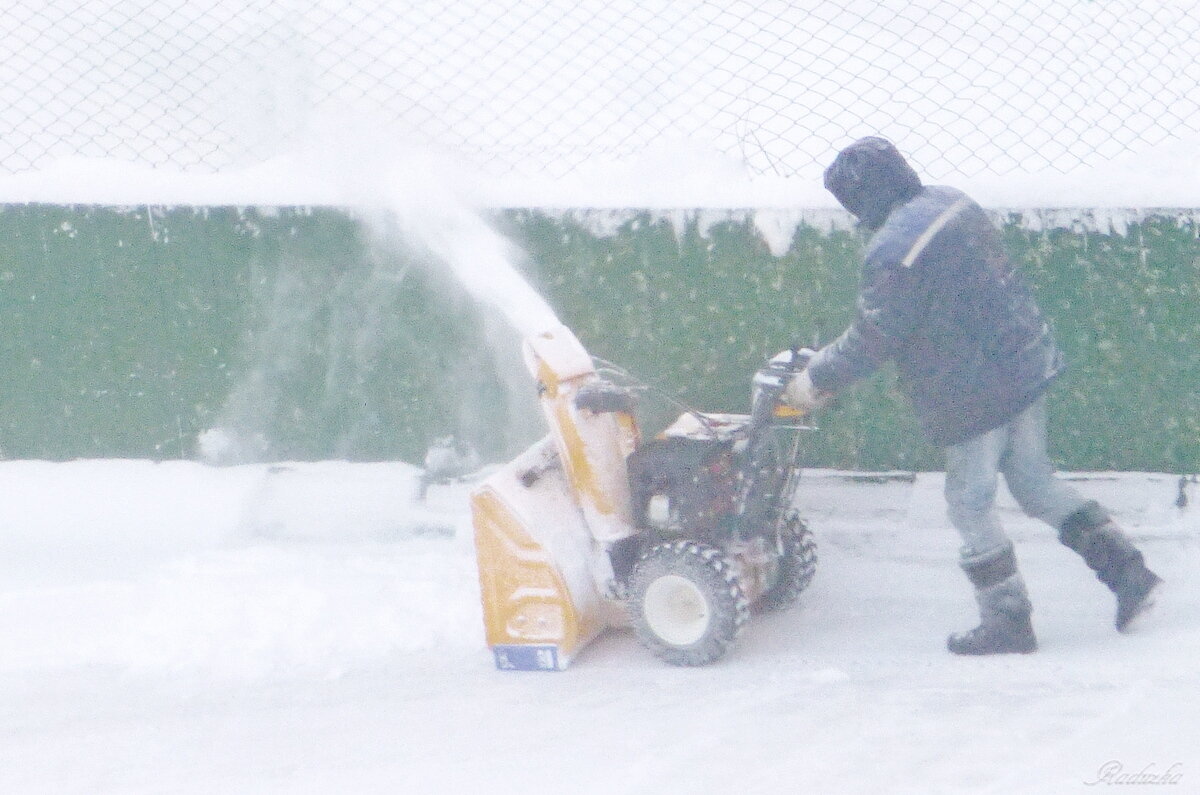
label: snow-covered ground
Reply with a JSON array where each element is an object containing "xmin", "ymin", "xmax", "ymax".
[{"xmin": 0, "ymin": 461, "xmax": 1194, "ymax": 793}]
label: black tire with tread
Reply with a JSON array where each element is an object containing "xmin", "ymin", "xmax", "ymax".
[
  {"xmin": 756, "ymin": 511, "xmax": 818, "ymax": 613},
  {"xmin": 628, "ymin": 540, "xmax": 750, "ymax": 666}
]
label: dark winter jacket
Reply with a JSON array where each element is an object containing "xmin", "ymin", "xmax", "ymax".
[{"xmin": 808, "ymin": 139, "xmax": 1063, "ymax": 447}]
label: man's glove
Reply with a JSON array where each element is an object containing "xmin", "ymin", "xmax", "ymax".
[
  {"xmin": 782, "ymin": 366, "xmax": 832, "ymax": 413},
  {"xmin": 753, "ymin": 347, "xmax": 815, "ymax": 396}
]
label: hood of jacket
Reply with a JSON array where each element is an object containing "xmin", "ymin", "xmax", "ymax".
[{"xmin": 823, "ymin": 137, "xmax": 923, "ymax": 231}]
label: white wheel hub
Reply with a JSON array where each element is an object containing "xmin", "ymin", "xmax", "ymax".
[{"xmin": 642, "ymin": 574, "xmax": 711, "ymax": 646}]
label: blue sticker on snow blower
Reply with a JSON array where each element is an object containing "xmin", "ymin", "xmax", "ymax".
[{"xmin": 493, "ymin": 645, "xmax": 561, "ymax": 671}]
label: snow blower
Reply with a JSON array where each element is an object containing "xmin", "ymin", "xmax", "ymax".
[{"xmin": 471, "ymin": 324, "xmax": 817, "ymax": 669}]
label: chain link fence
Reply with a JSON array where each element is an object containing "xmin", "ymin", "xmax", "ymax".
[{"xmin": 3, "ymin": 0, "xmax": 1198, "ymax": 180}]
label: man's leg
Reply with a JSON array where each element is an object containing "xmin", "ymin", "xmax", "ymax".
[
  {"xmin": 944, "ymin": 424, "xmax": 1037, "ymax": 654},
  {"xmin": 1001, "ymin": 396, "xmax": 1162, "ymax": 631},
  {"xmin": 998, "ymin": 395, "xmax": 1089, "ymax": 527},
  {"xmin": 944, "ymin": 424, "xmax": 1009, "ymax": 555}
]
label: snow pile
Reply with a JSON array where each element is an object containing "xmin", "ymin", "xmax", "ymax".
[{"xmin": 0, "ymin": 460, "xmax": 482, "ymax": 680}]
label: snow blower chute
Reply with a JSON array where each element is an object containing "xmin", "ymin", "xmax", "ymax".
[{"xmin": 471, "ymin": 325, "xmax": 817, "ymax": 670}]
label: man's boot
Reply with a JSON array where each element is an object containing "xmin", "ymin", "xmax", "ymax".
[
  {"xmin": 1059, "ymin": 501, "xmax": 1162, "ymax": 632},
  {"xmin": 947, "ymin": 542, "xmax": 1038, "ymax": 655}
]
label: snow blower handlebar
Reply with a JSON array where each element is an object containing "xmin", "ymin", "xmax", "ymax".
[
  {"xmin": 750, "ymin": 345, "xmax": 814, "ymax": 433},
  {"xmin": 727, "ymin": 346, "xmax": 816, "ymax": 543}
]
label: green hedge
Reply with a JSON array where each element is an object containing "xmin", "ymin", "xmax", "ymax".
[
  {"xmin": 0, "ymin": 205, "xmax": 529, "ymax": 463},
  {"xmin": 501, "ymin": 209, "xmax": 1199, "ymax": 473},
  {"xmin": 0, "ymin": 203, "xmax": 1195, "ymax": 472}
]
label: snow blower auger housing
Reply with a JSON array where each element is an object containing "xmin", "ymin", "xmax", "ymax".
[{"xmin": 471, "ymin": 325, "xmax": 817, "ymax": 670}]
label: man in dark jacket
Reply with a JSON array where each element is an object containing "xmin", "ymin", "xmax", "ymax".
[{"xmin": 784, "ymin": 136, "xmax": 1161, "ymax": 654}]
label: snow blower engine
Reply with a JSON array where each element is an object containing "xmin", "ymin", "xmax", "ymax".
[{"xmin": 471, "ymin": 324, "xmax": 817, "ymax": 669}]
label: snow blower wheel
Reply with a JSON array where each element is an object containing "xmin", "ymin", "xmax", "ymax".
[
  {"xmin": 756, "ymin": 510, "xmax": 818, "ymax": 613},
  {"xmin": 629, "ymin": 540, "xmax": 750, "ymax": 666}
]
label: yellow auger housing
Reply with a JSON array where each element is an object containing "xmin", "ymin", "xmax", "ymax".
[{"xmin": 471, "ymin": 324, "xmax": 638, "ymax": 670}]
